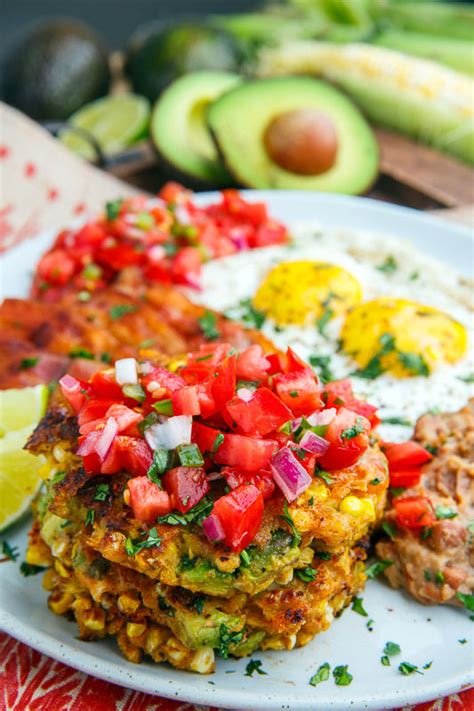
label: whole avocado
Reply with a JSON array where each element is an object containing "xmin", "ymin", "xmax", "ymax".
[
  {"xmin": 2, "ymin": 19, "xmax": 111, "ymax": 121},
  {"xmin": 125, "ymin": 23, "xmax": 242, "ymax": 102}
]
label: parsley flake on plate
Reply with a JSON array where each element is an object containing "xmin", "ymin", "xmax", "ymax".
[
  {"xmin": 20, "ymin": 562, "xmax": 46, "ymax": 576},
  {"xmin": 309, "ymin": 662, "xmax": 331, "ymax": 687},
  {"xmin": 245, "ymin": 659, "xmax": 267, "ymax": 677},
  {"xmin": 399, "ymin": 661, "xmax": 422, "ymax": 676},
  {"xmin": 435, "ymin": 506, "xmax": 458, "ymax": 520},
  {"xmin": 218, "ymin": 624, "xmax": 244, "ymax": 658},
  {"xmin": 383, "ymin": 641, "xmax": 401, "ymax": 657},
  {"xmin": 0, "ymin": 540, "xmax": 19, "ymax": 562},
  {"xmin": 351, "ymin": 597, "xmax": 368, "ymax": 617},
  {"xmin": 365, "ymin": 560, "xmax": 393, "ymax": 579},
  {"xmin": 333, "ymin": 665, "xmax": 353, "ymax": 686}
]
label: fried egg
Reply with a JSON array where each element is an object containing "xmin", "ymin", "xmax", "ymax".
[{"xmin": 190, "ymin": 223, "xmax": 473, "ymax": 440}]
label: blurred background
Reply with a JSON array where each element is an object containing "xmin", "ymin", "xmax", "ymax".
[{"xmin": 1, "ymin": 0, "xmax": 473, "ymax": 208}]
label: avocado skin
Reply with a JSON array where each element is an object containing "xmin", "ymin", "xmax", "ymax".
[
  {"xmin": 125, "ymin": 24, "xmax": 242, "ymax": 102},
  {"xmin": 2, "ymin": 20, "xmax": 111, "ymax": 121}
]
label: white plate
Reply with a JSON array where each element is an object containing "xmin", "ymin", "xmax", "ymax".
[{"xmin": 1, "ymin": 192, "xmax": 473, "ymax": 710}]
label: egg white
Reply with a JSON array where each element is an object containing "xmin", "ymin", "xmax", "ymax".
[{"xmin": 189, "ymin": 223, "xmax": 474, "ymax": 441}]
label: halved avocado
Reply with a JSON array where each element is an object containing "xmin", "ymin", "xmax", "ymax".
[
  {"xmin": 208, "ymin": 77, "xmax": 379, "ymax": 194},
  {"xmin": 151, "ymin": 70, "xmax": 242, "ymax": 185}
]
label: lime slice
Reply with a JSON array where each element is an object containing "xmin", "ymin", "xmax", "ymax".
[
  {"xmin": 0, "ymin": 384, "xmax": 48, "ymax": 434},
  {"xmin": 60, "ymin": 93, "xmax": 150, "ymax": 158},
  {"xmin": 0, "ymin": 385, "xmax": 48, "ymax": 531}
]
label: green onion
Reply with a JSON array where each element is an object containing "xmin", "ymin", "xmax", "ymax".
[
  {"xmin": 152, "ymin": 399, "xmax": 174, "ymax": 415},
  {"xmin": 122, "ymin": 383, "xmax": 146, "ymax": 402},
  {"xmin": 177, "ymin": 443, "xmax": 204, "ymax": 467}
]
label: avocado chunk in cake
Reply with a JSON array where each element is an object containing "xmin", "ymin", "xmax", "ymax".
[
  {"xmin": 208, "ymin": 76, "xmax": 378, "ymax": 194},
  {"xmin": 151, "ymin": 71, "xmax": 242, "ymax": 185}
]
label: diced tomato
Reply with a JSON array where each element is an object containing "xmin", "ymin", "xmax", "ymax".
[
  {"xmin": 100, "ymin": 436, "xmax": 124, "ymax": 474},
  {"xmin": 323, "ymin": 379, "xmax": 380, "ymax": 429},
  {"xmin": 251, "ymin": 221, "xmax": 288, "ymax": 247},
  {"xmin": 90, "ymin": 370, "xmax": 123, "ymax": 400},
  {"xmin": 120, "ymin": 437, "xmax": 153, "ymax": 477},
  {"xmin": 210, "ymin": 355, "xmax": 236, "ymax": 411},
  {"xmin": 382, "ymin": 442, "xmax": 433, "ymax": 470},
  {"xmin": 196, "ymin": 381, "xmax": 218, "ymax": 418},
  {"xmin": 171, "ymin": 246, "xmax": 202, "ymax": 288},
  {"xmin": 127, "ymin": 476, "xmax": 171, "ymax": 522},
  {"xmin": 318, "ymin": 407, "xmax": 370, "ymax": 470},
  {"xmin": 141, "ymin": 366, "xmax": 186, "ymax": 399},
  {"xmin": 59, "ymin": 374, "xmax": 89, "ymax": 412},
  {"xmin": 96, "ymin": 242, "xmax": 145, "ymax": 271},
  {"xmin": 236, "ymin": 345, "xmax": 270, "ymax": 381},
  {"xmin": 36, "ymin": 249, "xmax": 77, "ymax": 286},
  {"xmin": 144, "ymin": 260, "xmax": 173, "ymax": 284},
  {"xmin": 389, "ymin": 468, "xmax": 423, "ymax": 488},
  {"xmin": 159, "ymin": 181, "xmax": 191, "ymax": 205},
  {"xmin": 285, "ymin": 347, "xmax": 309, "ymax": 373},
  {"xmin": 105, "ymin": 404, "xmax": 142, "ymax": 434},
  {"xmin": 272, "ymin": 371, "xmax": 323, "ymax": 416},
  {"xmin": 394, "ymin": 496, "xmax": 435, "ymax": 530},
  {"xmin": 288, "ymin": 443, "xmax": 317, "ymax": 475},
  {"xmin": 186, "ymin": 343, "xmax": 232, "ymax": 368},
  {"xmin": 265, "ymin": 352, "xmax": 286, "ymax": 376},
  {"xmin": 192, "ymin": 421, "xmax": 220, "ymax": 453},
  {"xmin": 212, "ymin": 484, "xmax": 264, "ymax": 552},
  {"xmin": 222, "ymin": 467, "xmax": 275, "ymax": 501},
  {"xmin": 172, "ymin": 386, "xmax": 201, "ymax": 416},
  {"xmin": 215, "ymin": 432, "xmax": 278, "ymax": 472},
  {"xmin": 223, "ymin": 387, "xmax": 292, "ymax": 436},
  {"xmin": 77, "ymin": 431, "xmax": 102, "ymax": 474},
  {"xmin": 74, "ymin": 222, "xmax": 108, "ymax": 250},
  {"xmin": 78, "ymin": 399, "xmax": 116, "ymax": 427},
  {"xmin": 162, "ymin": 467, "xmax": 209, "ymax": 513}
]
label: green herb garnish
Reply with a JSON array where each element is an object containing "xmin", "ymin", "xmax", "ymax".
[
  {"xmin": 398, "ymin": 351, "xmax": 429, "ymax": 377},
  {"xmin": 94, "ymin": 484, "xmax": 110, "ymax": 501},
  {"xmin": 218, "ymin": 624, "xmax": 244, "ymax": 659},
  {"xmin": 365, "ymin": 560, "xmax": 393, "ymax": 579},
  {"xmin": 212, "ymin": 433, "xmax": 225, "ymax": 454},
  {"xmin": 435, "ymin": 506, "xmax": 458, "ymax": 520},
  {"xmin": 383, "ymin": 641, "xmax": 401, "ymax": 657},
  {"xmin": 240, "ymin": 550, "xmax": 251, "ymax": 568},
  {"xmin": 316, "ymin": 470, "xmax": 333, "ymax": 485},
  {"xmin": 158, "ymin": 497, "xmax": 213, "ymax": 527},
  {"xmin": 125, "ymin": 527, "xmax": 161, "ymax": 556},
  {"xmin": 351, "ymin": 597, "xmax": 368, "ymax": 617},
  {"xmin": 198, "ymin": 310, "xmax": 220, "ymax": 341},
  {"xmin": 109, "ymin": 304, "xmax": 137, "ymax": 320},
  {"xmin": 309, "ymin": 662, "xmax": 330, "ymax": 687},
  {"xmin": 105, "ymin": 199, "xmax": 123, "ymax": 221},
  {"xmin": 0, "ymin": 541, "xmax": 19, "ymax": 562},
  {"xmin": 399, "ymin": 662, "xmax": 422, "ymax": 676},
  {"xmin": 316, "ymin": 306, "xmax": 334, "ymax": 340},
  {"xmin": 122, "ymin": 383, "xmax": 146, "ymax": 402},
  {"xmin": 85, "ymin": 508, "xmax": 95, "ymax": 526},
  {"xmin": 152, "ymin": 399, "xmax": 174, "ymax": 415},
  {"xmin": 333, "ymin": 665, "xmax": 353, "ymax": 686},
  {"xmin": 19, "ymin": 357, "xmax": 39, "ymax": 370},
  {"xmin": 382, "ymin": 416, "xmax": 412, "ymax": 426},
  {"xmin": 177, "ymin": 443, "xmax": 204, "ymax": 467},
  {"xmin": 68, "ymin": 348, "xmax": 94, "ymax": 360},
  {"xmin": 377, "ymin": 255, "xmax": 398, "ymax": 273},
  {"xmin": 295, "ymin": 566, "xmax": 317, "ymax": 582},
  {"xmin": 147, "ymin": 448, "xmax": 170, "ymax": 485},
  {"xmin": 309, "ymin": 355, "xmax": 334, "ymax": 384},
  {"xmin": 245, "ymin": 659, "xmax": 267, "ymax": 677},
  {"xmin": 194, "ymin": 596, "xmax": 205, "ymax": 615},
  {"xmin": 20, "ymin": 562, "xmax": 46, "ymax": 576},
  {"xmin": 340, "ymin": 416, "xmax": 365, "ymax": 441},
  {"xmin": 382, "ymin": 521, "xmax": 397, "ymax": 539},
  {"xmin": 381, "ymin": 655, "xmax": 391, "ymax": 666},
  {"xmin": 278, "ymin": 501, "xmax": 301, "ymax": 548},
  {"xmin": 456, "ymin": 591, "xmax": 474, "ymax": 611}
]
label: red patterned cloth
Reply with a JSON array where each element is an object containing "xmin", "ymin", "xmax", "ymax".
[{"xmin": 0, "ymin": 632, "xmax": 472, "ymax": 711}]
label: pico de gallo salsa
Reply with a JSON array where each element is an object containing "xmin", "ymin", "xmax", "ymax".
[
  {"xmin": 32, "ymin": 184, "xmax": 289, "ymax": 301},
  {"xmin": 60, "ymin": 344, "xmax": 385, "ymax": 553}
]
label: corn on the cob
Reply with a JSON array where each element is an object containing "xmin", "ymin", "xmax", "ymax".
[{"xmin": 258, "ymin": 41, "xmax": 474, "ymax": 164}]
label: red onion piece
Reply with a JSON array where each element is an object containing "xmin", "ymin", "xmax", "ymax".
[
  {"xmin": 237, "ymin": 388, "xmax": 254, "ymax": 403},
  {"xmin": 299, "ymin": 430, "xmax": 329, "ymax": 455},
  {"xmin": 77, "ymin": 430, "xmax": 101, "ymax": 456},
  {"xmin": 202, "ymin": 514, "xmax": 225, "ymax": 543},
  {"xmin": 96, "ymin": 417, "xmax": 118, "ymax": 461},
  {"xmin": 307, "ymin": 408, "xmax": 336, "ymax": 426},
  {"xmin": 270, "ymin": 447, "xmax": 312, "ymax": 502},
  {"xmin": 290, "ymin": 417, "xmax": 302, "ymax": 433}
]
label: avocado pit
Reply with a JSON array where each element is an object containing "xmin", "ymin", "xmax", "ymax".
[{"xmin": 263, "ymin": 108, "xmax": 338, "ymax": 176}]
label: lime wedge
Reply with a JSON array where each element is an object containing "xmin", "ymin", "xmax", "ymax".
[
  {"xmin": 60, "ymin": 93, "xmax": 150, "ymax": 158},
  {"xmin": 0, "ymin": 384, "xmax": 48, "ymax": 433},
  {"xmin": 0, "ymin": 385, "xmax": 48, "ymax": 531}
]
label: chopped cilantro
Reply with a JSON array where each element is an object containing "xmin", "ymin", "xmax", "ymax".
[
  {"xmin": 68, "ymin": 348, "xmax": 94, "ymax": 360},
  {"xmin": 218, "ymin": 624, "xmax": 244, "ymax": 658},
  {"xmin": 377, "ymin": 255, "xmax": 398, "ymax": 273},
  {"xmin": 278, "ymin": 501, "xmax": 301, "ymax": 548},
  {"xmin": 421, "ymin": 526, "xmax": 433, "ymax": 541},
  {"xmin": 147, "ymin": 448, "xmax": 170, "ymax": 485},
  {"xmin": 456, "ymin": 591, "xmax": 474, "ymax": 611},
  {"xmin": 289, "ymin": 390, "xmax": 299, "ymax": 398},
  {"xmin": 85, "ymin": 509, "xmax": 95, "ymax": 526},
  {"xmin": 105, "ymin": 199, "xmax": 123, "ymax": 221},
  {"xmin": 179, "ymin": 554, "xmax": 195, "ymax": 570},
  {"xmin": 295, "ymin": 566, "xmax": 317, "ymax": 582},
  {"xmin": 19, "ymin": 357, "xmax": 39, "ymax": 370},
  {"xmin": 398, "ymin": 351, "xmax": 429, "ymax": 377},
  {"xmin": 423, "ymin": 661, "xmax": 432, "ymax": 670},
  {"xmin": 94, "ymin": 484, "xmax": 110, "ymax": 501},
  {"xmin": 424, "ymin": 444, "xmax": 438, "ymax": 456},
  {"xmin": 459, "ymin": 373, "xmax": 474, "ymax": 383},
  {"xmin": 1, "ymin": 541, "xmax": 19, "ymax": 562},
  {"xmin": 225, "ymin": 298, "xmax": 266, "ymax": 330},
  {"xmin": 240, "ymin": 550, "xmax": 251, "ymax": 568},
  {"xmin": 125, "ymin": 527, "xmax": 161, "ymax": 556},
  {"xmin": 196, "ymin": 354, "xmax": 213, "ymax": 362},
  {"xmin": 177, "ymin": 443, "xmax": 204, "ymax": 467},
  {"xmin": 20, "ymin": 562, "xmax": 46, "ymax": 576},
  {"xmin": 365, "ymin": 560, "xmax": 393, "ymax": 579},
  {"xmin": 333, "ymin": 665, "xmax": 353, "ymax": 686},
  {"xmin": 139, "ymin": 339, "xmax": 155, "ymax": 349},
  {"xmin": 245, "ymin": 659, "xmax": 267, "ymax": 677},
  {"xmin": 459, "ymin": 638, "xmax": 468, "ymax": 645},
  {"xmin": 308, "ymin": 355, "xmax": 334, "ymax": 384},
  {"xmin": 369, "ymin": 477, "xmax": 382, "ymax": 486},
  {"xmin": 399, "ymin": 662, "xmax": 422, "ymax": 676},
  {"xmin": 381, "ymin": 655, "xmax": 391, "ymax": 666},
  {"xmin": 100, "ymin": 352, "xmax": 112, "ymax": 363},
  {"xmin": 389, "ymin": 486, "xmax": 406, "ymax": 498},
  {"xmin": 435, "ymin": 506, "xmax": 457, "ymax": 520},
  {"xmin": 316, "ymin": 470, "xmax": 333, "ymax": 485},
  {"xmin": 198, "ymin": 310, "xmax": 220, "ymax": 341},
  {"xmin": 424, "ymin": 570, "xmax": 432, "ymax": 582},
  {"xmin": 316, "ymin": 551, "xmax": 331, "ymax": 560},
  {"xmin": 367, "ymin": 619, "xmax": 374, "ymax": 631},
  {"xmin": 383, "ymin": 641, "xmax": 401, "ymax": 657},
  {"xmin": 340, "ymin": 416, "xmax": 365, "ymax": 441},
  {"xmin": 212, "ymin": 433, "xmax": 225, "ymax": 454},
  {"xmin": 352, "ymin": 333, "xmax": 395, "ymax": 380},
  {"xmin": 382, "ymin": 416, "xmax": 412, "ymax": 426},
  {"xmin": 309, "ymin": 662, "xmax": 330, "ymax": 687},
  {"xmin": 382, "ymin": 521, "xmax": 397, "ymax": 539},
  {"xmin": 109, "ymin": 304, "xmax": 137, "ymax": 320},
  {"xmin": 138, "ymin": 411, "xmax": 159, "ymax": 434},
  {"xmin": 308, "ymin": 496, "xmax": 314, "ymax": 506},
  {"xmin": 158, "ymin": 497, "xmax": 213, "ymax": 527},
  {"xmin": 351, "ymin": 596, "xmax": 368, "ymax": 617},
  {"xmin": 194, "ymin": 596, "xmax": 205, "ymax": 615},
  {"xmin": 316, "ymin": 306, "xmax": 334, "ymax": 339}
]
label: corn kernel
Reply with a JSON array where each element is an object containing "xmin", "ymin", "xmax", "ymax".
[
  {"xmin": 340, "ymin": 495, "xmax": 375, "ymax": 521},
  {"xmin": 83, "ymin": 608, "xmax": 106, "ymax": 631},
  {"xmin": 118, "ymin": 593, "xmax": 140, "ymax": 615},
  {"xmin": 52, "ymin": 444, "xmax": 67, "ymax": 462},
  {"xmin": 190, "ymin": 646, "xmax": 215, "ymax": 674},
  {"xmin": 127, "ymin": 622, "xmax": 146, "ymax": 639},
  {"xmin": 49, "ymin": 593, "xmax": 74, "ymax": 615}
]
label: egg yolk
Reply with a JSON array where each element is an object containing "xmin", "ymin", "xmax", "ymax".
[
  {"xmin": 341, "ymin": 297, "xmax": 467, "ymax": 377},
  {"xmin": 253, "ymin": 261, "xmax": 362, "ymax": 327}
]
